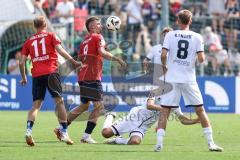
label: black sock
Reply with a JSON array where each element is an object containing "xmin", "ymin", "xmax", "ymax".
[
  {"xmin": 27, "ymin": 120, "xmax": 34, "ymax": 130},
  {"xmin": 60, "ymin": 122, "xmax": 68, "ymax": 132},
  {"xmin": 67, "ymin": 121, "xmax": 71, "ymax": 126},
  {"xmin": 85, "ymin": 121, "xmax": 96, "ymax": 134}
]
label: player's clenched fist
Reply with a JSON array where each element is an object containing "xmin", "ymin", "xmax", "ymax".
[
  {"xmin": 73, "ymin": 61, "xmax": 85, "ymax": 69},
  {"xmin": 118, "ymin": 59, "xmax": 127, "ymax": 69},
  {"xmin": 20, "ymin": 77, "xmax": 27, "ymax": 86}
]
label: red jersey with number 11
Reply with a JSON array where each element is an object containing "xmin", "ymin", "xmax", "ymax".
[
  {"xmin": 78, "ymin": 33, "xmax": 105, "ymax": 81},
  {"xmin": 21, "ymin": 31, "xmax": 61, "ymax": 77}
]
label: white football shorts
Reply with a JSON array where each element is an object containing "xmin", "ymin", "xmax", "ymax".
[
  {"xmin": 110, "ymin": 107, "xmax": 155, "ymax": 139},
  {"xmin": 160, "ymin": 82, "xmax": 203, "ymax": 107}
]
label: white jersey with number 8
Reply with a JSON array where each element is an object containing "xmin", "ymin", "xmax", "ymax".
[{"xmin": 163, "ymin": 30, "xmax": 204, "ymax": 84}]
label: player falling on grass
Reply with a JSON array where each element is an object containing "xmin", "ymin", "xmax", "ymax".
[
  {"xmin": 155, "ymin": 10, "xmax": 223, "ymax": 152},
  {"xmin": 54, "ymin": 16, "xmax": 127, "ymax": 143},
  {"xmin": 19, "ymin": 16, "xmax": 82, "ymax": 146},
  {"xmin": 101, "ymin": 94, "xmax": 199, "ymax": 145}
]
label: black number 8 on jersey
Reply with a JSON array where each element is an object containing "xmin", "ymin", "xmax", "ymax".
[{"xmin": 177, "ymin": 40, "xmax": 189, "ymax": 59}]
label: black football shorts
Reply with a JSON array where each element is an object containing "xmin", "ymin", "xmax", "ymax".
[
  {"xmin": 78, "ymin": 80, "xmax": 103, "ymax": 103},
  {"xmin": 32, "ymin": 72, "xmax": 62, "ymax": 101}
]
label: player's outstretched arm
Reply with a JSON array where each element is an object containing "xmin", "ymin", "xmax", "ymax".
[
  {"xmin": 178, "ymin": 115, "xmax": 200, "ymax": 125},
  {"xmin": 19, "ymin": 55, "xmax": 27, "ymax": 86},
  {"xmin": 55, "ymin": 44, "xmax": 82, "ymax": 68},
  {"xmin": 98, "ymin": 47, "xmax": 127, "ymax": 68},
  {"xmin": 146, "ymin": 98, "xmax": 162, "ymax": 111}
]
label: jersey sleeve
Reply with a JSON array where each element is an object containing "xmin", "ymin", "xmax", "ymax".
[
  {"xmin": 172, "ymin": 107, "xmax": 183, "ymax": 117},
  {"xmin": 196, "ymin": 34, "xmax": 204, "ymax": 53},
  {"xmin": 21, "ymin": 41, "xmax": 29, "ymax": 56},
  {"xmin": 52, "ymin": 33, "xmax": 61, "ymax": 46},
  {"xmin": 162, "ymin": 32, "xmax": 171, "ymax": 50},
  {"xmin": 146, "ymin": 47, "xmax": 155, "ymax": 60}
]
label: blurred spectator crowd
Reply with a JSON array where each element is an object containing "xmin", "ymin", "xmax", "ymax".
[{"xmin": 7, "ymin": 0, "xmax": 240, "ymax": 76}]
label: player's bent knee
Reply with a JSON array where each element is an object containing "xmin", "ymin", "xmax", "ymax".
[
  {"xmin": 102, "ymin": 128, "xmax": 113, "ymax": 138},
  {"xmin": 80, "ymin": 103, "xmax": 90, "ymax": 111},
  {"xmin": 128, "ymin": 139, "xmax": 141, "ymax": 145},
  {"xmin": 128, "ymin": 136, "xmax": 141, "ymax": 145},
  {"xmin": 93, "ymin": 101, "xmax": 104, "ymax": 110},
  {"xmin": 32, "ymin": 100, "xmax": 43, "ymax": 109}
]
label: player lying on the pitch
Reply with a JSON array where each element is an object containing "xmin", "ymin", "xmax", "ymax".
[{"xmin": 101, "ymin": 96, "xmax": 199, "ymax": 145}]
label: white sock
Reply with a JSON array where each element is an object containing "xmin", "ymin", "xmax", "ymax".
[
  {"xmin": 103, "ymin": 115, "xmax": 114, "ymax": 129},
  {"xmin": 203, "ymin": 127, "xmax": 214, "ymax": 145},
  {"xmin": 82, "ymin": 133, "xmax": 90, "ymax": 139},
  {"xmin": 157, "ymin": 128, "xmax": 165, "ymax": 146},
  {"xmin": 115, "ymin": 137, "xmax": 129, "ymax": 144},
  {"xmin": 26, "ymin": 128, "xmax": 32, "ymax": 134}
]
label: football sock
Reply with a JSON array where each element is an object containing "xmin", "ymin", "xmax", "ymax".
[
  {"xmin": 115, "ymin": 137, "xmax": 129, "ymax": 144},
  {"xmin": 157, "ymin": 128, "xmax": 165, "ymax": 146},
  {"xmin": 60, "ymin": 122, "xmax": 68, "ymax": 133},
  {"xmin": 203, "ymin": 127, "xmax": 214, "ymax": 145},
  {"xmin": 27, "ymin": 120, "xmax": 34, "ymax": 130},
  {"xmin": 67, "ymin": 120, "xmax": 71, "ymax": 126},
  {"xmin": 103, "ymin": 115, "xmax": 114, "ymax": 129},
  {"xmin": 85, "ymin": 121, "xmax": 96, "ymax": 134}
]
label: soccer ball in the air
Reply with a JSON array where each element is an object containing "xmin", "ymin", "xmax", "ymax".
[{"xmin": 106, "ymin": 16, "xmax": 121, "ymax": 31}]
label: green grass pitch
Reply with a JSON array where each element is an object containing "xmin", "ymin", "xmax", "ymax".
[{"xmin": 0, "ymin": 111, "xmax": 239, "ymax": 160}]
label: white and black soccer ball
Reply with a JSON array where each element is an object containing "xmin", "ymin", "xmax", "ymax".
[{"xmin": 106, "ymin": 16, "xmax": 121, "ymax": 31}]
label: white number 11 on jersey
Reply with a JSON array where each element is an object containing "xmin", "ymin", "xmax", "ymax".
[{"xmin": 31, "ymin": 38, "xmax": 46, "ymax": 57}]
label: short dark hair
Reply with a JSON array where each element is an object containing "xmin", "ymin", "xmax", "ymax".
[
  {"xmin": 85, "ymin": 16, "xmax": 100, "ymax": 32},
  {"xmin": 33, "ymin": 16, "xmax": 47, "ymax": 29},
  {"xmin": 177, "ymin": 10, "xmax": 192, "ymax": 25}
]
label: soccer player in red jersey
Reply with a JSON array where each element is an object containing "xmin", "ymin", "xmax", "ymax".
[
  {"xmin": 54, "ymin": 16, "xmax": 127, "ymax": 143},
  {"xmin": 19, "ymin": 16, "xmax": 81, "ymax": 146}
]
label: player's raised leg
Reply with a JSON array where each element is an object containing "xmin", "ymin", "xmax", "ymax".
[
  {"xmin": 102, "ymin": 112, "xmax": 117, "ymax": 138},
  {"xmin": 67, "ymin": 102, "xmax": 90, "ymax": 124}
]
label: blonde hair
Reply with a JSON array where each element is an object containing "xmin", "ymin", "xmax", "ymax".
[
  {"xmin": 33, "ymin": 16, "xmax": 47, "ymax": 29},
  {"xmin": 177, "ymin": 10, "xmax": 192, "ymax": 25}
]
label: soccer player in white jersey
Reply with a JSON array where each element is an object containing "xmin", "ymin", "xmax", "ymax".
[
  {"xmin": 155, "ymin": 10, "xmax": 223, "ymax": 152},
  {"xmin": 143, "ymin": 27, "xmax": 173, "ymax": 73},
  {"xmin": 101, "ymin": 95, "xmax": 199, "ymax": 145}
]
